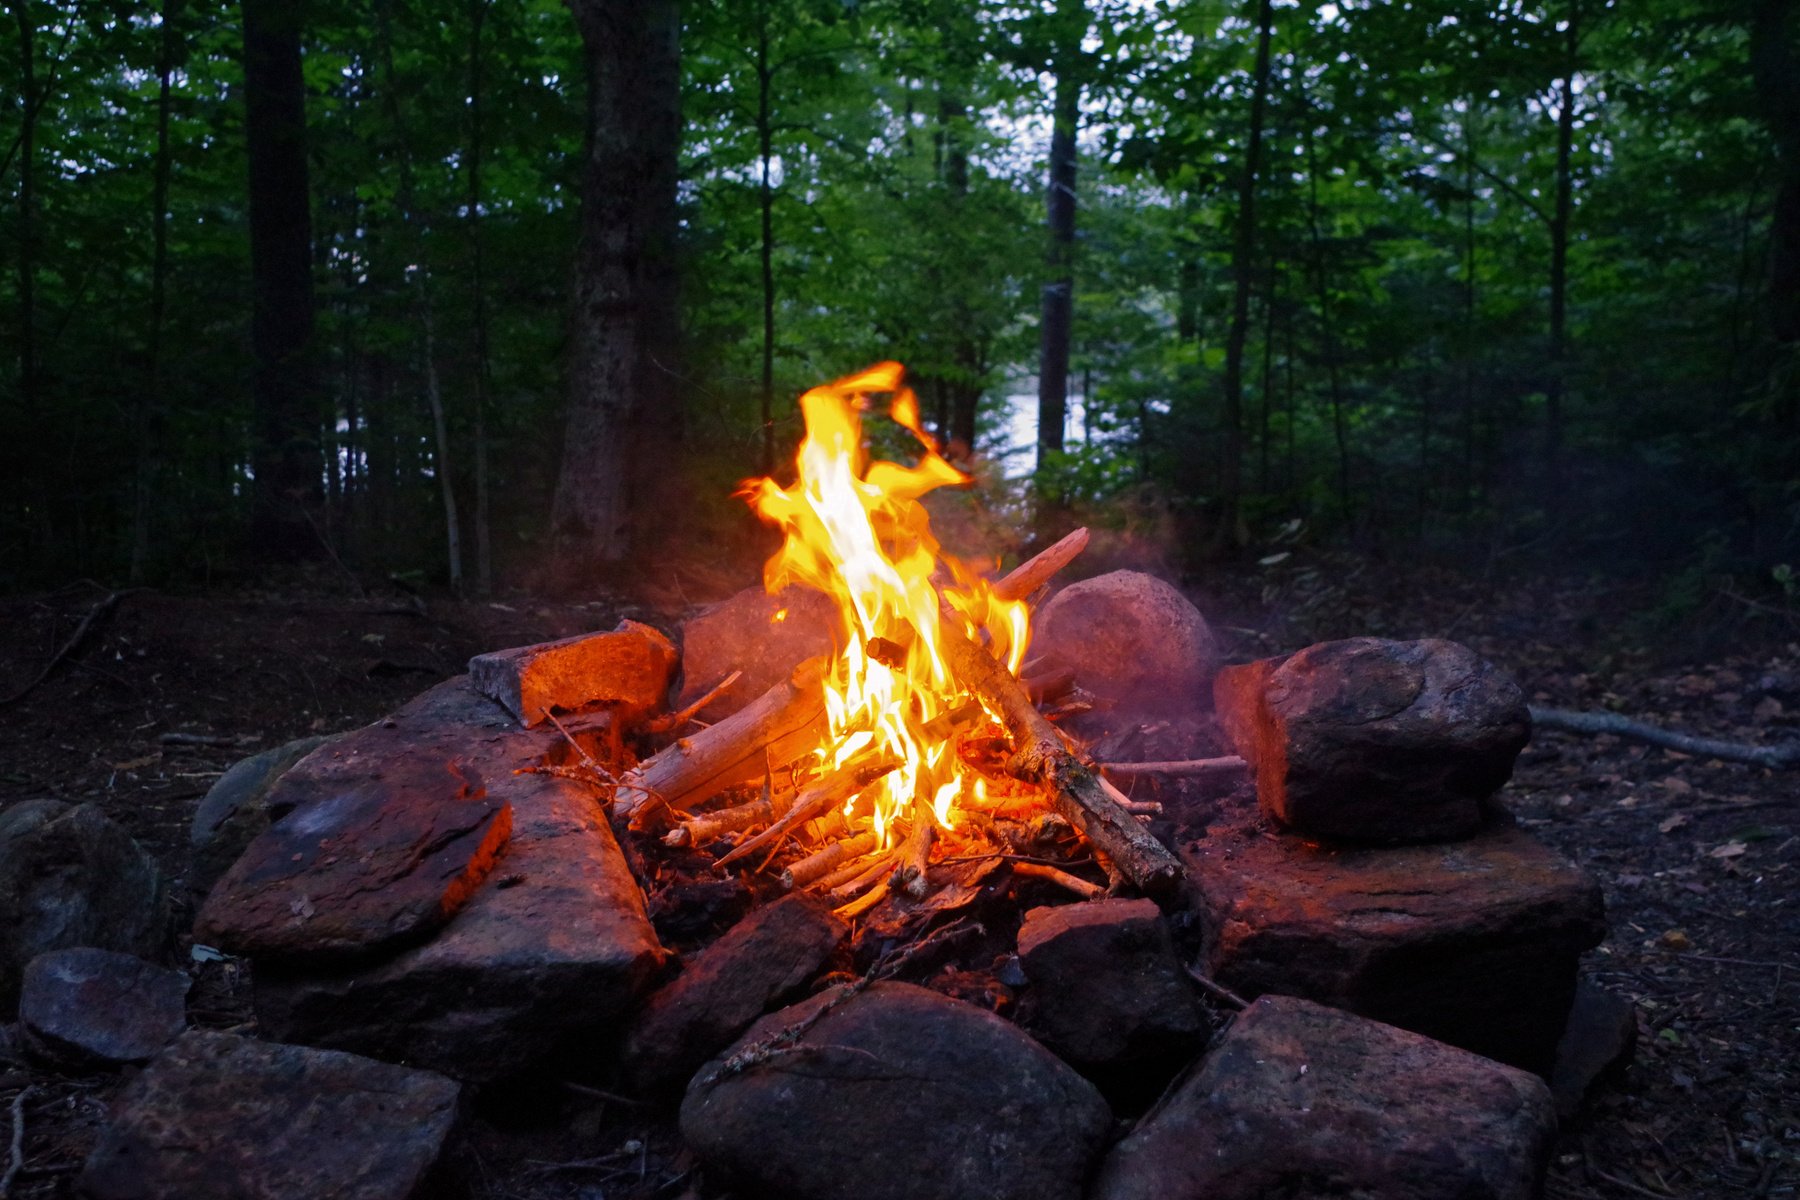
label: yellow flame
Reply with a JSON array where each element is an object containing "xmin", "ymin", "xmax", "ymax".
[{"xmin": 741, "ymin": 362, "xmax": 1030, "ymax": 850}]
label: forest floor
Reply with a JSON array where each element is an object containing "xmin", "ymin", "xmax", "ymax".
[{"xmin": 0, "ymin": 554, "xmax": 1794, "ymax": 1199}]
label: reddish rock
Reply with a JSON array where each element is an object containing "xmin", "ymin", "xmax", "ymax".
[
  {"xmin": 252, "ymin": 768, "xmax": 667, "ymax": 1083},
  {"xmin": 469, "ymin": 618, "xmax": 678, "ymax": 727},
  {"xmin": 623, "ymin": 894, "xmax": 845, "ymax": 1095},
  {"xmin": 1031, "ymin": 571, "xmax": 1216, "ymax": 718},
  {"xmin": 79, "ymin": 1030, "xmax": 461, "ymax": 1200},
  {"xmin": 1213, "ymin": 638, "xmax": 1530, "ymax": 843},
  {"xmin": 1092, "ymin": 995, "xmax": 1557, "ymax": 1200},
  {"xmin": 1185, "ymin": 807, "xmax": 1605, "ymax": 1073},
  {"xmin": 1017, "ymin": 898, "xmax": 1207, "ymax": 1081},
  {"xmin": 0, "ymin": 801, "xmax": 171, "ymax": 1011},
  {"xmin": 195, "ymin": 755, "xmax": 513, "ymax": 966},
  {"xmin": 681, "ymin": 981, "xmax": 1111, "ymax": 1200},
  {"xmin": 676, "ymin": 585, "xmax": 839, "ymax": 720},
  {"xmin": 189, "ymin": 735, "xmax": 332, "ymax": 896},
  {"xmin": 20, "ymin": 948, "xmax": 188, "ymax": 1068},
  {"xmin": 1550, "ymin": 979, "xmax": 1637, "ymax": 1120}
]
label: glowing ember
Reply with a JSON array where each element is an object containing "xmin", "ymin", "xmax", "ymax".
[{"xmin": 740, "ymin": 362, "xmax": 1030, "ymax": 852}]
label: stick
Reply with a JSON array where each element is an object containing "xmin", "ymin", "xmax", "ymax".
[
  {"xmin": 827, "ymin": 850, "xmax": 900, "ymax": 902},
  {"xmin": 1010, "ymin": 861, "xmax": 1104, "ymax": 899},
  {"xmin": 890, "ymin": 801, "xmax": 937, "ymax": 899},
  {"xmin": 1097, "ymin": 773, "xmax": 1162, "ymax": 816},
  {"xmin": 939, "ymin": 623, "xmax": 1184, "ymax": 898},
  {"xmin": 1101, "ymin": 756, "xmax": 1248, "ymax": 779},
  {"xmin": 545, "ymin": 711, "xmax": 618, "ymax": 786},
  {"xmin": 993, "ymin": 527, "xmax": 1090, "ymax": 602},
  {"xmin": 1529, "ymin": 706, "xmax": 1800, "ymax": 769},
  {"xmin": 781, "ymin": 832, "xmax": 878, "ymax": 889},
  {"xmin": 1184, "ymin": 965, "xmax": 1249, "ymax": 1011},
  {"xmin": 663, "ymin": 784, "xmax": 797, "ymax": 847},
  {"xmin": 2, "ymin": 590, "xmax": 139, "ymax": 707},
  {"xmin": 835, "ymin": 879, "xmax": 890, "ymax": 918},
  {"xmin": 813, "ymin": 848, "xmax": 894, "ymax": 893},
  {"xmin": 617, "ymin": 657, "xmax": 827, "ymax": 821},
  {"xmin": 643, "ymin": 670, "xmax": 743, "ymax": 735},
  {"xmin": 715, "ymin": 754, "xmax": 900, "ymax": 867},
  {"xmin": 0, "ymin": 1086, "xmax": 33, "ymax": 1199},
  {"xmin": 158, "ymin": 731, "xmax": 240, "ymax": 748}
]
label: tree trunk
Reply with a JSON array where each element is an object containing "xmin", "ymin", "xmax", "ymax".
[
  {"xmin": 554, "ymin": 0, "xmax": 684, "ymax": 578},
  {"xmin": 466, "ymin": 0, "xmax": 494, "ymax": 593},
  {"xmin": 242, "ymin": 0, "xmax": 323, "ymax": 558},
  {"xmin": 756, "ymin": 6, "xmax": 777, "ymax": 475},
  {"xmin": 9, "ymin": 0, "xmax": 40, "ymax": 552},
  {"xmin": 1544, "ymin": 1, "xmax": 1578, "ymax": 492},
  {"xmin": 1036, "ymin": 58, "xmax": 1080, "ymax": 476},
  {"xmin": 939, "ymin": 91, "xmax": 982, "ymax": 456},
  {"xmin": 132, "ymin": 0, "xmax": 183, "ymax": 583},
  {"xmin": 1304, "ymin": 118, "xmax": 1352, "ymax": 524},
  {"xmin": 1219, "ymin": 0, "xmax": 1275, "ymax": 549},
  {"xmin": 1751, "ymin": 0, "xmax": 1800, "ymax": 342}
]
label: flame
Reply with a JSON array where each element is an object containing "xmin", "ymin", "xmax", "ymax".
[{"xmin": 741, "ymin": 362, "xmax": 1029, "ymax": 850}]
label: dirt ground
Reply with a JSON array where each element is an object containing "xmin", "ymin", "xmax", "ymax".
[{"xmin": 0, "ymin": 556, "xmax": 1794, "ymax": 1199}]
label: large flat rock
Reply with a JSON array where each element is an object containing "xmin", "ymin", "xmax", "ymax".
[
  {"xmin": 196, "ymin": 679, "xmax": 520, "ymax": 965},
  {"xmin": 469, "ymin": 618, "xmax": 677, "ymax": 726},
  {"xmin": 253, "ymin": 767, "xmax": 668, "ymax": 1082},
  {"xmin": 79, "ymin": 1030, "xmax": 461, "ymax": 1200},
  {"xmin": 1214, "ymin": 638, "xmax": 1529, "ymax": 843},
  {"xmin": 1185, "ymin": 805, "xmax": 1605, "ymax": 1073},
  {"xmin": 681, "ymin": 981, "xmax": 1112, "ymax": 1200},
  {"xmin": 1093, "ymin": 995, "xmax": 1557, "ymax": 1200}
]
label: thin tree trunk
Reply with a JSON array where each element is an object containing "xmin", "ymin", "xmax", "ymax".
[
  {"xmin": 10, "ymin": 0, "xmax": 36, "ymax": 436},
  {"xmin": 756, "ymin": 6, "xmax": 776, "ymax": 474},
  {"xmin": 1220, "ymin": 0, "xmax": 1275, "ymax": 549},
  {"xmin": 1462, "ymin": 98, "xmax": 1480, "ymax": 513},
  {"xmin": 242, "ymin": 0, "xmax": 323, "ymax": 558},
  {"xmin": 465, "ymin": 0, "xmax": 494, "ymax": 593},
  {"xmin": 1258, "ymin": 256, "xmax": 1276, "ymax": 494},
  {"xmin": 555, "ymin": 0, "xmax": 684, "ymax": 575},
  {"xmin": 132, "ymin": 0, "xmax": 183, "ymax": 582},
  {"xmin": 940, "ymin": 90, "xmax": 981, "ymax": 455},
  {"xmin": 1750, "ymin": 0, "xmax": 1800, "ymax": 342},
  {"xmin": 1303, "ymin": 119, "xmax": 1351, "ymax": 524},
  {"xmin": 377, "ymin": 0, "xmax": 461, "ymax": 591},
  {"xmin": 1544, "ymin": 1, "xmax": 1578, "ymax": 493},
  {"xmin": 1036, "ymin": 56, "xmax": 1080, "ymax": 475}
]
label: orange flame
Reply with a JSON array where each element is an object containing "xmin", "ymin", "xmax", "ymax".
[{"xmin": 740, "ymin": 362, "xmax": 1029, "ymax": 847}]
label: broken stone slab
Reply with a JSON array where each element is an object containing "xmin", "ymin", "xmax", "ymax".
[
  {"xmin": 20, "ymin": 948, "xmax": 188, "ymax": 1069},
  {"xmin": 1212, "ymin": 637, "xmax": 1531, "ymax": 843},
  {"xmin": 0, "ymin": 800, "xmax": 170, "ymax": 1012},
  {"xmin": 189, "ymin": 734, "xmax": 332, "ymax": 896},
  {"xmin": 1091, "ymin": 994, "xmax": 1557, "ymax": 1200},
  {"xmin": 1030, "ymin": 571, "xmax": 1217, "ymax": 735},
  {"xmin": 79, "ymin": 1030, "xmax": 461, "ymax": 1200},
  {"xmin": 1185, "ymin": 807, "xmax": 1606, "ymax": 1074},
  {"xmin": 252, "ymin": 768, "xmax": 668, "ymax": 1083},
  {"xmin": 682, "ymin": 981, "xmax": 1112, "ymax": 1200},
  {"xmin": 1550, "ymin": 978, "xmax": 1637, "ymax": 1121},
  {"xmin": 469, "ymin": 617, "xmax": 677, "ymax": 727},
  {"xmin": 675, "ymin": 585, "xmax": 838, "ymax": 721},
  {"xmin": 1017, "ymin": 898, "xmax": 1208, "ymax": 1089},
  {"xmin": 623, "ymin": 894, "xmax": 845, "ymax": 1096}
]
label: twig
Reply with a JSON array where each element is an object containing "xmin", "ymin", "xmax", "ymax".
[
  {"xmin": 1, "ymin": 590, "xmax": 140, "ymax": 706},
  {"xmin": 1, "ymin": 1086, "xmax": 36, "ymax": 1199},
  {"xmin": 158, "ymin": 731, "xmax": 239, "ymax": 748},
  {"xmin": 1010, "ymin": 861, "xmax": 1104, "ymax": 899},
  {"xmin": 644, "ymin": 670, "xmax": 743, "ymax": 735},
  {"xmin": 1184, "ymin": 965, "xmax": 1249, "ymax": 1011},
  {"xmin": 1529, "ymin": 706, "xmax": 1800, "ymax": 769},
  {"xmin": 1101, "ymin": 756, "xmax": 1248, "ymax": 779},
  {"xmin": 545, "ymin": 711, "xmax": 618, "ymax": 787},
  {"xmin": 562, "ymin": 1081, "xmax": 650, "ymax": 1107},
  {"xmin": 1096, "ymin": 773, "xmax": 1162, "ymax": 816},
  {"xmin": 715, "ymin": 754, "xmax": 900, "ymax": 868}
]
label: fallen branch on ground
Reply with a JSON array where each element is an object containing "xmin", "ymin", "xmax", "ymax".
[
  {"xmin": 1529, "ymin": 706, "xmax": 1800, "ymax": 770},
  {"xmin": 2, "ymin": 590, "xmax": 141, "ymax": 707}
]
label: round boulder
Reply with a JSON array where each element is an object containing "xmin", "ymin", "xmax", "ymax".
[
  {"xmin": 1031, "ymin": 570, "xmax": 1216, "ymax": 710},
  {"xmin": 20, "ymin": 947, "xmax": 189, "ymax": 1068}
]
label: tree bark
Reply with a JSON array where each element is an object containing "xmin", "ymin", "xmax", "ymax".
[
  {"xmin": 1036, "ymin": 6, "xmax": 1082, "ymax": 477},
  {"xmin": 242, "ymin": 0, "xmax": 323, "ymax": 558},
  {"xmin": 1220, "ymin": 0, "xmax": 1275, "ymax": 550},
  {"xmin": 1303, "ymin": 117, "xmax": 1352, "ymax": 524},
  {"xmin": 1751, "ymin": 0, "xmax": 1800, "ymax": 342},
  {"xmin": 465, "ymin": 0, "xmax": 495, "ymax": 593},
  {"xmin": 1544, "ymin": 1, "xmax": 1579, "ymax": 492},
  {"xmin": 554, "ymin": 0, "xmax": 684, "ymax": 578}
]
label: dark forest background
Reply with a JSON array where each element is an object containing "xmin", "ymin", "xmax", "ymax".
[{"xmin": 3, "ymin": 0, "xmax": 1798, "ymax": 608}]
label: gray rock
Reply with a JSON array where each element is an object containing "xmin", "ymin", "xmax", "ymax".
[
  {"xmin": 676, "ymin": 585, "xmax": 838, "ymax": 720},
  {"xmin": 0, "ymin": 801, "xmax": 170, "ymax": 1012},
  {"xmin": 20, "ymin": 948, "xmax": 188, "ymax": 1069},
  {"xmin": 681, "ymin": 981, "xmax": 1111, "ymax": 1200},
  {"xmin": 1550, "ymin": 979, "xmax": 1636, "ymax": 1121},
  {"xmin": 1092, "ymin": 995, "xmax": 1557, "ymax": 1200},
  {"xmin": 1017, "ymin": 899, "xmax": 1208, "ymax": 1082},
  {"xmin": 79, "ymin": 1030, "xmax": 461, "ymax": 1200},
  {"xmin": 623, "ymin": 895, "xmax": 845, "ymax": 1095},
  {"xmin": 189, "ymin": 735, "xmax": 330, "ymax": 896},
  {"xmin": 1214, "ymin": 637, "xmax": 1530, "ymax": 843},
  {"xmin": 1185, "ymin": 806, "xmax": 1606, "ymax": 1074}
]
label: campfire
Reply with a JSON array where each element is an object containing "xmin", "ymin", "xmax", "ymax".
[{"xmin": 614, "ymin": 362, "xmax": 1181, "ymax": 913}]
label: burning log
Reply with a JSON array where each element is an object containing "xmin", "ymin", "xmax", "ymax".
[
  {"xmin": 617, "ymin": 658, "xmax": 827, "ymax": 823},
  {"xmin": 663, "ymin": 783, "xmax": 798, "ymax": 848},
  {"xmin": 939, "ymin": 623, "xmax": 1185, "ymax": 899},
  {"xmin": 781, "ymin": 833, "xmax": 879, "ymax": 890},
  {"xmin": 889, "ymin": 800, "xmax": 937, "ymax": 899}
]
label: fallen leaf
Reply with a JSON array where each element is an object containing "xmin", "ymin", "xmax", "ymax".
[
  {"xmin": 1658, "ymin": 813, "xmax": 1691, "ymax": 834},
  {"xmin": 1659, "ymin": 929, "xmax": 1692, "ymax": 951},
  {"xmin": 108, "ymin": 754, "xmax": 159, "ymax": 772},
  {"xmin": 1662, "ymin": 777, "xmax": 1693, "ymax": 796},
  {"xmin": 1707, "ymin": 841, "xmax": 1748, "ymax": 860}
]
